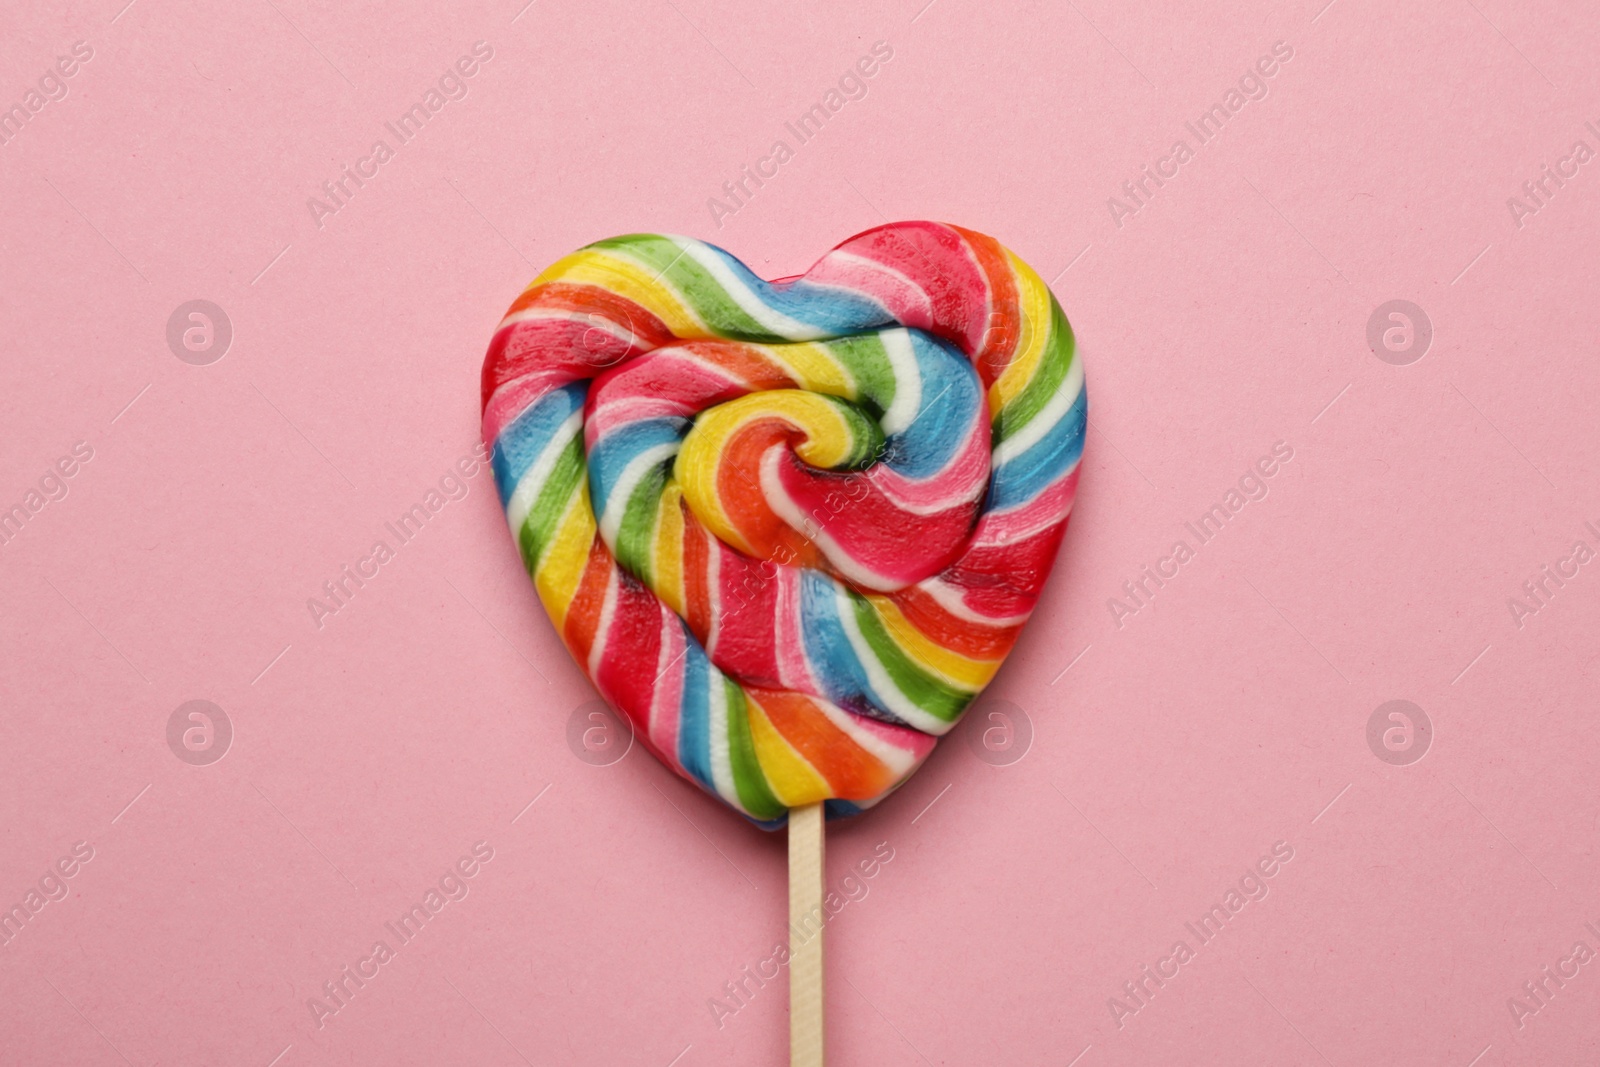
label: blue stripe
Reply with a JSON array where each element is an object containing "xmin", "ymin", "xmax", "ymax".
[
  {"xmin": 988, "ymin": 387, "xmax": 1086, "ymax": 509},
  {"xmin": 491, "ymin": 382, "xmax": 586, "ymax": 508},
  {"xmin": 586, "ymin": 418, "xmax": 683, "ymax": 519},
  {"xmin": 879, "ymin": 333, "xmax": 982, "ymax": 479},
  {"xmin": 798, "ymin": 572, "xmax": 904, "ymax": 724},
  {"xmin": 677, "ymin": 641, "xmax": 714, "ymax": 790},
  {"xmin": 700, "ymin": 243, "xmax": 893, "ymax": 335}
]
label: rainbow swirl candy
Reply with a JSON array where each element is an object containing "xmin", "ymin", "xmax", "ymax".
[{"xmin": 481, "ymin": 222, "xmax": 1085, "ymax": 826}]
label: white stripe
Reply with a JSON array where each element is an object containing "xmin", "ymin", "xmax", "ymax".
[
  {"xmin": 920, "ymin": 578, "xmax": 1030, "ymax": 627},
  {"xmin": 869, "ymin": 427, "xmax": 990, "ymax": 515},
  {"xmin": 597, "ymin": 443, "xmax": 678, "ymax": 546},
  {"xmin": 706, "ymin": 669, "xmax": 738, "ymax": 805},
  {"xmin": 833, "ymin": 586, "xmax": 951, "ymax": 735},
  {"xmin": 650, "ymin": 624, "xmax": 683, "ymax": 746},
  {"xmin": 504, "ymin": 411, "xmax": 583, "ymax": 532},
  {"xmin": 815, "ymin": 700, "xmax": 922, "ymax": 775},
  {"xmin": 686, "ymin": 344, "xmax": 775, "ymax": 385},
  {"xmin": 878, "ymin": 328, "xmax": 922, "ymax": 436},
  {"xmin": 585, "ymin": 348, "xmax": 750, "ymax": 427},
  {"xmin": 760, "ymin": 449, "xmax": 900, "ymax": 592},
  {"xmin": 587, "ymin": 568, "xmax": 621, "ymax": 679},
  {"xmin": 680, "ymin": 241, "xmax": 828, "ymax": 340},
  {"xmin": 972, "ymin": 463, "xmax": 1082, "ymax": 543},
  {"xmin": 605, "ymin": 242, "xmax": 715, "ymax": 333},
  {"xmin": 586, "ymin": 396, "xmax": 687, "ymax": 434},
  {"xmin": 496, "ymin": 306, "xmax": 639, "ymax": 350},
  {"xmin": 992, "ymin": 350, "xmax": 1083, "ymax": 468},
  {"xmin": 957, "ymin": 225, "xmax": 994, "ymax": 313},
  {"xmin": 823, "ymin": 250, "xmax": 928, "ymax": 317},
  {"xmin": 774, "ymin": 570, "xmax": 817, "ymax": 692}
]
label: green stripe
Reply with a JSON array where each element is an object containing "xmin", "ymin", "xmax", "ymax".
[
  {"xmin": 592, "ymin": 235, "xmax": 784, "ymax": 342},
  {"xmin": 850, "ymin": 594, "xmax": 973, "ymax": 722},
  {"xmin": 823, "ymin": 333, "xmax": 896, "ymax": 418},
  {"xmin": 817, "ymin": 397, "xmax": 884, "ymax": 470},
  {"xmin": 723, "ymin": 681, "xmax": 784, "ymax": 819},
  {"xmin": 672, "ymin": 258, "xmax": 777, "ymax": 339},
  {"xmin": 994, "ymin": 299, "xmax": 1075, "ymax": 445},
  {"xmin": 518, "ymin": 435, "xmax": 584, "ymax": 571},
  {"xmin": 614, "ymin": 469, "xmax": 666, "ymax": 584},
  {"xmin": 588, "ymin": 233, "xmax": 681, "ymax": 268}
]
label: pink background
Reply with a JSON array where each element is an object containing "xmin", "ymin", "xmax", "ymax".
[{"xmin": 2, "ymin": 0, "xmax": 1598, "ymax": 1063}]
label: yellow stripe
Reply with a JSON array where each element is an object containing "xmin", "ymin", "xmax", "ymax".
[
  {"xmin": 674, "ymin": 417, "xmax": 741, "ymax": 552},
  {"xmin": 745, "ymin": 695, "xmax": 832, "ymax": 806},
  {"xmin": 870, "ymin": 597, "xmax": 997, "ymax": 689},
  {"xmin": 989, "ymin": 251, "xmax": 1052, "ymax": 413},
  {"xmin": 772, "ymin": 341, "xmax": 856, "ymax": 400},
  {"xmin": 654, "ymin": 483, "xmax": 686, "ymax": 618},
  {"xmin": 677, "ymin": 393, "xmax": 858, "ymax": 556},
  {"xmin": 682, "ymin": 392, "xmax": 857, "ymax": 468},
  {"xmin": 535, "ymin": 486, "xmax": 596, "ymax": 630},
  {"xmin": 538, "ymin": 248, "xmax": 705, "ymax": 337}
]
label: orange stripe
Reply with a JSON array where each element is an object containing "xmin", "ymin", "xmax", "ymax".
[
  {"xmin": 680, "ymin": 339, "xmax": 796, "ymax": 391},
  {"xmin": 505, "ymin": 282, "xmax": 675, "ymax": 347},
  {"xmin": 753, "ymin": 689, "xmax": 896, "ymax": 800},
  {"xmin": 891, "ymin": 587, "xmax": 1019, "ymax": 660},
  {"xmin": 563, "ymin": 539, "xmax": 615, "ymax": 663},
  {"xmin": 683, "ymin": 503, "xmax": 713, "ymax": 641},
  {"xmin": 954, "ymin": 228, "xmax": 1020, "ymax": 389},
  {"xmin": 717, "ymin": 425, "xmax": 823, "ymax": 568}
]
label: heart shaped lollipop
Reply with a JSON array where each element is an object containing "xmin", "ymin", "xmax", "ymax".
[{"xmin": 480, "ymin": 221, "xmax": 1084, "ymax": 1061}]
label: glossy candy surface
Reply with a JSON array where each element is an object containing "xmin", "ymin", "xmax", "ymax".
[{"xmin": 482, "ymin": 222, "xmax": 1086, "ymax": 825}]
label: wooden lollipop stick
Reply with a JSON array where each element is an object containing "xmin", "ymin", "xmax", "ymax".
[{"xmin": 788, "ymin": 802, "xmax": 825, "ymax": 1067}]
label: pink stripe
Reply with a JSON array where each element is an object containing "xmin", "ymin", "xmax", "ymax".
[
  {"xmin": 838, "ymin": 709, "xmax": 938, "ymax": 758},
  {"xmin": 971, "ymin": 467, "xmax": 1081, "ymax": 546},
  {"xmin": 649, "ymin": 621, "xmax": 685, "ymax": 758}
]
